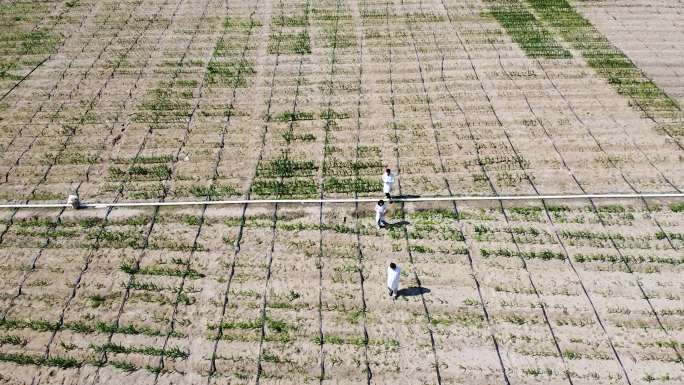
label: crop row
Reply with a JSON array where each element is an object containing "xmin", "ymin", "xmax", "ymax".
[{"xmin": 0, "ymin": 200, "xmax": 682, "ymax": 382}]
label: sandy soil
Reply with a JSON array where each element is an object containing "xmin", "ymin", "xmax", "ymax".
[
  {"xmin": 575, "ymin": 0, "xmax": 684, "ymax": 105},
  {"xmin": 0, "ymin": 0, "xmax": 683, "ymax": 384}
]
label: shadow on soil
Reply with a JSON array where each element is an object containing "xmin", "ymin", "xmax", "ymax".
[
  {"xmin": 391, "ymin": 194, "xmax": 421, "ymax": 200},
  {"xmin": 398, "ymin": 286, "xmax": 431, "ymax": 297},
  {"xmin": 386, "ymin": 220, "xmax": 410, "ymax": 228}
]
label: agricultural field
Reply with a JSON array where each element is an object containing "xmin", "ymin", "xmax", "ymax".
[{"xmin": 0, "ymin": 0, "xmax": 683, "ymax": 384}]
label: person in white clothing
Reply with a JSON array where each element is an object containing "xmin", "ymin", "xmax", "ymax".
[
  {"xmin": 382, "ymin": 168, "xmax": 395, "ymax": 201},
  {"xmin": 387, "ymin": 262, "xmax": 400, "ymax": 299},
  {"xmin": 375, "ymin": 199, "xmax": 388, "ymax": 229}
]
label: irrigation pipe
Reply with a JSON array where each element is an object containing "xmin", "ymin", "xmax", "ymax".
[{"xmin": 2, "ymin": 192, "xmax": 684, "ymax": 209}]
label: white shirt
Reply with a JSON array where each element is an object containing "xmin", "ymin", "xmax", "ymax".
[
  {"xmin": 382, "ymin": 172, "xmax": 395, "ymax": 193},
  {"xmin": 375, "ymin": 203, "xmax": 386, "ymax": 221},
  {"xmin": 387, "ymin": 266, "xmax": 401, "ymax": 290}
]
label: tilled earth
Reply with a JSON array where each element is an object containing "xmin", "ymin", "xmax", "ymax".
[{"xmin": 0, "ymin": 0, "xmax": 683, "ymax": 384}]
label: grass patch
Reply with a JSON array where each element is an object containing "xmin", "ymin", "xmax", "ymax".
[
  {"xmin": 274, "ymin": 111, "xmax": 315, "ymax": 122},
  {"xmin": 208, "ymin": 316, "xmax": 294, "ymax": 334},
  {"xmin": 179, "ymin": 184, "xmax": 239, "ymax": 198},
  {"xmin": 0, "ymin": 352, "xmax": 79, "ymax": 368},
  {"xmin": 120, "ymin": 261, "xmax": 205, "ymax": 279},
  {"xmin": 272, "ymin": 15, "xmax": 307, "ymax": 27},
  {"xmin": 491, "ymin": 2, "xmax": 571, "ymax": 59},
  {"xmin": 574, "ymin": 253, "xmax": 683, "ymax": 265},
  {"xmin": 480, "ymin": 248, "xmax": 565, "ymax": 260},
  {"xmin": 527, "ymin": 0, "xmax": 680, "ymax": 117},
  {"xmin": 323, "ymin": 159, "xmax": 383, "ymax": 176},
  {"xmin": 257, "ymin": 156, "xmax": 317, "ymax": 178},
  {"xmin": 323, "ymin": 177, "xmax": 381, "ymax": 193},
  {"xmin": 41, "ymin": 152, "xmax": 100, "ymax": 165},
  {"xmin": 91, "ymin": 229, "xmax": 143, "ymax": 249},
  {"xmin": 268, "ymin": 30, "xmax": 311, "ymax": 55},
  {"xmin": 282, "ymin": 132, "xmax": 316, "ymax": 143},
  {"xmin": 0, "ymin": 334, "xmax": 26, "ymax": 346},
  {"xmin": 206, "ymin": 58, "xmax": 255, "ymax": 87},
  {"xmin": 0, "ymin": 318, "xmax": 59, "ymax": 332},
  {"xmin": 670, "ymin": 202, "xmax": 684, "ymax": 212},
  {"xmin": 110, "ymin": 360, "xmax": 137, "ymax": 372},
  {"xmin": 133, "ymin": 83, "xmax": 193, "ymax": 125},
  {"xmin": 20, "ymin": 29, "xmax": 60, "ymax": 54},
  {"xmin": 95, "ymin": 322, "xmax": 184, "ymax": 338},
  {"xmin": 90, "ymin": 342, "xmax": 188, "ymax": 360},
  {"xmin": 313, "ymin": 334, "xmax": 399, "ymax": 348},
  {"xmin": 252, "ymin": 179, "xmax": 317, "ymax": 197},
  {"xmin": 89, "ymin": 294, "xmax": 106, "ymax": 308},
  {"xmin": 113, "ymin": 155, "xmax": 173, "ymax": 164},
  {"xmin": 107, "ymin": 164, "xmax": 171, "ymax": 182}
]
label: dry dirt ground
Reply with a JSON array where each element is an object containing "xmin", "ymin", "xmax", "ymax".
[{"xmin": 0, "ymin": 0, "xmax": 683, "ymax": 384}]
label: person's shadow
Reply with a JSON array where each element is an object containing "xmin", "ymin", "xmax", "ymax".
[
  {"xmin": 391, "ymin": 194, "xmax": 421, "ymax": 200},
  {"xmin": 386, "ymin": 220, "xmax": 410, "ymax": 229},
  {"xmin": 397, "ymin": 286, "xmax": 431, "ymax": 297}
]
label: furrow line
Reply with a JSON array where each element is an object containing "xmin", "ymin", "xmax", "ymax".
[
  {"xmin": 150, "ymin": 0, "xmax": 236, "ymax": 380},
  {"xmin": 1, "ymin": 0, "xmax": 138, "ymax": 185},
  {"xmin": 150, "ymin": 0, "xmax": 266, "ymax": 381},
  {"xmin": 40, "ymin": 0, "xmax": 191, "ymax": 362},
  {"xmin": 205, "ymin": 0, "xmax": 282, "ymax": 381},
  {"xmin": 255, "ymin": 2, "xmax": 312, "ymax": 383},
  {"xmin": 0, "ymin": 0, "xmax": 121, "ymax": 250},
  {"xmin": 0, "ymin": 0, "xmax": 92, "ymax": 105},
  {"xmin": 520, "ymin": 56, "xmax": 684, "ymax": 365},
  {"xmin": 0, "ymin": 0, "xmax": 155, "ymax": 321},
  {"xmin": 86, "ymin": 0, "xmax": 216, "ymax": 373},
  {"xmin": 384, "ymin": 2, "xmax": 442, "ymax": 384},
  {"xmin": 420, "ymin": 0, "xmax": 574, "ymax": 382},
  {"xmin": 316, "ymin": 0, "xmax": 344, "ymax": 382},
  {"xmin": 440, "ymin": 3, "xmax": 635, "ymax": 382},
  {"xmin": 350, "ymin": 0, "xmax": 372, "ymax": 382}
]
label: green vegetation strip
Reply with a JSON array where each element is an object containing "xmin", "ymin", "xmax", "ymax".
[
  {"xmin": 527, "ymin": 0, "xmax": 680, "ymax": 118},
  {"xmin": 120, "ymin": 260, "xmax": 205, "ymax": 279},
  {"xmin": 491, "ymin": 2, "xmax": 571, "ymax": 59},
  {"xmin": 0, "ymin": 317, "xmax": 184, "ymax": 338},
  {"xmin": 208, "ymin": 316, "xmax": 292, "ymax": 334},
  {"xmin": 89, "ymin": 342, "xmax": 188, "ymax": 359},
  {"xmin": 574, "ymin": 253, "xmax": 683, "ymax": 265},
  {"xmin": 0, "ymin": 352, "xmax": 79, "ymax": 368},
  {"xmin": 0, "ymin": 334, "xmax": 25, "ymax": 346}
]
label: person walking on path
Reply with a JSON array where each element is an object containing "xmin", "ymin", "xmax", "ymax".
[
  {"xmin": 387, "ymin": 262, "xmax": 400, "ymax": 299},
  {"xmin": 375, "ymin": 199, "xmax": 388, "ymax": 229},
  {"xmin": 382, "ymin": 168, "xmax": 395, "ymax": 201}
]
